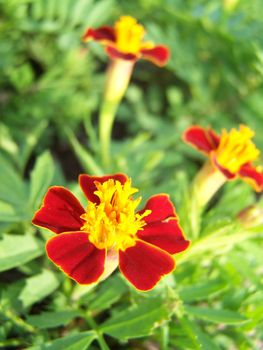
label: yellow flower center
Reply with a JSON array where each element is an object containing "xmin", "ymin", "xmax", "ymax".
[
  {"xmin": 215, "ymin": 125, "xmax": 260, "ymax": 174},
  {"xmin": 80, "ymin": 179, "xmax": 151, "ymax": 251},
  {"xmin": 114, "ymin": 16, "xmax": 154, "ymax": 54}
]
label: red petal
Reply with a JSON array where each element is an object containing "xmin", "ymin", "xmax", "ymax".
[
  {"xmin": 138, "ymin": 194, "xmax": 176, "ymax": 224},
  {"xmin": 183, "ymin": 126, "xmax": 220, "ymax": 154},
  {"xmin": 79, "ymin": 173, "xmax": 128, "ymax": 204},
  {"xmin": 32, "ymin": 187, "xmax": 85, "ymax": 234},
  {"xmin": 105, "ymin": 46, "xmax": 137, "ymax": 61},
  {"xmin": 140, "ymin": 45, "xmax": 170, "ymax": 66},
  {"xmin": 119, "ymin": 240, "xmax": 175, "ymax": 291},
  {"xmin": 82, "ymin": 26, "xmax": 116, "ymax": 44},
  {"xmin": 238, "ymin": 163, "xmax": 263, "ymax": 192},
  {"xmin": 137, "ymin": 219, "xmax": 190, "ymax": 254},
  {"xmin": 46, "ymin": 232, "xmax": 105, "ymax": 284}
]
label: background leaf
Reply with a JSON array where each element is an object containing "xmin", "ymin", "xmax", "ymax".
[
  {"xmin": 29, "ymin": 151, "xmax": 55, "ymax": 211},
  {"xmin": 185, "ymin": 306, "xmax": 249, "ymax": 325},
  {"xmin": 100, "ymin": 298, "xmax": 170, "ymax": 340},
  {"xmin": 18, "ymin": 269, "xmax": 60, "ymax": 308},
  {"xmin": 0, "ymin": 234, "xmax": 43, "ymax": 272}
]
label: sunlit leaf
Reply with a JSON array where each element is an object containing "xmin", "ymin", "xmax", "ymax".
[
  {"xmin": 19, "ymin": 269, "xmax": 60, "ymax": 308},
  {"xmin": 0, "ymin": 234, "xmax": 43, "ymax": 272}
]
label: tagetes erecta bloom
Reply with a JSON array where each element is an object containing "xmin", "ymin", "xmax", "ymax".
[
  {"xmin": 82, "ymin": 15, "xmax": 170, "ymax": 66},
  {"xmin": 183, "ymin": 125, "xmax": 263, "ymax": 192},
  {"xmin": 32, "ymin": 174, "xmax": 189, "ymax": 291}
]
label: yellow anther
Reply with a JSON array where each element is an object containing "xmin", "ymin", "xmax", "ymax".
[
  {"xmin": 215, "ymin": 125, "xmax": 260, "ymax": 174},
  {"xmin": 81, "ymin": 179, "xmax": 151, "ymax": 251},
  {"xmin": 114, "ymin": 16, "xmax": 154, "ymax": 54}
]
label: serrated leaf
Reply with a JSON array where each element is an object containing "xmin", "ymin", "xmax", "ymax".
[
  {"xmin": 29, "ymin": 151, "xmax": 55, "ymax": 210},
  {"xmin": 27, "ymin": 331, "xmax": 96, "ymax": 350},
  {"xmin": 27, "ymin": 310, "xmax": 82, "ymax": 329},
  {"xmin": 19, "ymin": 269, "xmax": 60, "ymax": 308},
  {"xmin": 0, "ymin": 234, "xmax": 43, "ymax": 272},
  {"xmin": 185, "ymin": 306, "xmax": 249, "ymax": 325},
  {"xmin": 100, "ymin": 298, "xmax": 170, "ymax": 340}
]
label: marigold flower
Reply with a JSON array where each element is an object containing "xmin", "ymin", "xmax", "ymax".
[
  {"xmin": 32, "ymin": 174, "xmax": 189, "ymax": 291},
  {"xmin": 82, "ymin": 15, "xmax": 170, "ymax": 66},
  {"xmin": 183, "ymin": 125, "xmax": 263, "ymax": 192}
]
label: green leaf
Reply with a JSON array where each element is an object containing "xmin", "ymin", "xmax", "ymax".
[
  {"xmin": 0, "ymin": 154, "xmax": 26, "ymax": 206},
  {"xmin": 88, "ymin": 274, "xmax": 128, "ymax": 312},
  {"xmin": 29, "ymin": 151, "xmax": 55, "ymax": 211},
  {"xmin": 185, "ymin": 306, "xmax": 249, "ymax": 325},
  {"xmin": 195, "ymin": 326, "xmax": 221, "ymax": 350},
  {"xmin": 27, "ymin": 331, "xmax": 96, "ymax": 350},
  {"xmin": 100, "ymin": 298, "xmax": 170, "ymax": 340},
  {"xmin": 27, "ymin": 310, "xmax": 82, "ymax": 329},
  {"xmin": 19, "ymin": 269, "xmax": 60, "ymax": 308},
  {"xmin": 0, "ymin": 234, "xmax": 43, "ymax": 272},
  {"xmin": 20, "ymin": 120, "xmax": 48, "ymax": 172},
  {"xmin": 65, "ymin": 128, "xmax": 102, "ymax": 175},
  {"xmin": 178, "ymin": 279, "xmax": 227, "ymax": 302},
  {"xmin": 0, "ymin": 201, "xmax": 23, "ymax": 222},
  {"xmin": 84, "ymin": 0, "xmax": 114, "ymax": 27}
]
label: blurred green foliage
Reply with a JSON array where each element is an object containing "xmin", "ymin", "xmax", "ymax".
[{"xmin": 0, "ymin": 0, "xmax": 263, "ymax": 349}]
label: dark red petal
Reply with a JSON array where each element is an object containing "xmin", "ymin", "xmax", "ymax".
[
  {"xmin": 105, "ymin": 46, "xmax": 137, "ymax": 61},
  {"xmin": 46, "ymin": 232, "xmax": 105, "ymax": 285},
  {"xmin": 32, "ymin": 186, "xmax": 85, "ymax": 234},
  {"xmin": 238, "ymin": 163, "xmax": 263, "ymax": 192},
  {"xmin": 140, "ymin": 45, "xmax": 170, "ymax": 66},
  {"xmin": 211, "ymin": 154, "xmax": 236, "ymax": 179},
  {"xmin": 138, "ymin": 194, "xmax": 176, "ymax": 224},
  {"xmin": 82, "ymin": 26, "xmax": 116, "ymax": 44},
  {"xmin": 208, "ymin": 128, "xmax": 220, "ymax": 148},
  {"xmin": 119, "ymin": 240, "xmax": 175, "ymax": 291},
  {"xmin": 79, "ymin": 173, "xmax": 128, "ymax": 204},
  {"xmin": 137, "ymin": 219, "xmax": 190, "ymax": 254},
  {"xmin": 183, "ymin": 126, "xmax": 220, "ymax": 154}
]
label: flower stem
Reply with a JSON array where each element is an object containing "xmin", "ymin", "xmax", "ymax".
[
  {"xmin": 192, "ymin": 161, "xmax": 226, "ymax": 208},
  {"xmin": 99, "ymin": 59, "xmax": 134, "ymax": 168},
  {"xmin": 86, "ymin": 312, "xmax": 110, "ymax": 350},
  {"xmin": 65, "ymin": 127, "xmax": 103, "ymax": 175},
  {"xmin": 184, "ymin": 161, "xmax": 226, "ymax": 239}
]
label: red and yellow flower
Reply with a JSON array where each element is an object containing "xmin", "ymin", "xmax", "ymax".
[
  {"xmin": 32, "ymin": 174, "xmax": 189, "ymax": 291},
  {"xmin": 183, "ymin": 125, "xmax": 263, "ymax": 192},
  {"xmin": 83, "ymin": 15, "xmax": 170, "ymax": 66}
]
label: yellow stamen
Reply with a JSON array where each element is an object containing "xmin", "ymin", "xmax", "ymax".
[
  {"xmin": 215, "ymin": 125, "xmax": 260, "ymax": 174},
  {"xmin": 80, "ymin": 179, "xmax": 151, "ymax": 251},
  {"xmin": 114, "ymin": 16, "xmax": 154, "ymax": 54}
]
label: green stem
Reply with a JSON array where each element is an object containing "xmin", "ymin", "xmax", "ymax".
[
  {"xmin": 99, "ymin": 59, "xmax": 134, "ymax": 169},
  {"xmin": 0, "ymin": 305, "xmax": 35, "ymax": 334},
  {"xmin": 65, "ymin": 127, "xmax": 103, "ymax": 175},
  {"xmin": 183, "ymin": 161, "xmax": 226, "ymax": 239},
  {"xmin": 86, "ymin": 312, "xmax": 110, "ymax": 350}
]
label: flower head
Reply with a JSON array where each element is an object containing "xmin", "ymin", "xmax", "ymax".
[
  {"xmin": 82, "ymin": 16, "xmax": 170, "ymax": 66},
  {"xmin": 183, "ymin": 125, "xmax": 263, "ymax": 192},
  {"xmin": 32, "ymin": 174, "xmax": 189, "ymax": 291}
]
